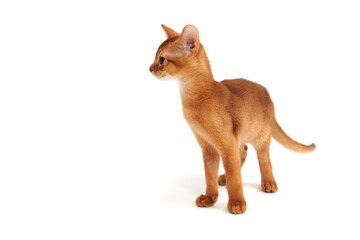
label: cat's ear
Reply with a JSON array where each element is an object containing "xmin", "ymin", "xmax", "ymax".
[
  {"xmin": 161, "ymin": 24, "xmax": 180, "ymax": 39},
  {"xmin": 179, "ymin": 25, "xmax": 200, "ymax": 54}
]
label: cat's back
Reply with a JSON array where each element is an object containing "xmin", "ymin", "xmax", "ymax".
[
  {"xmin": 221, "ymin": 78, "xmax": 265, "ymax": 97},
  {"xmin": 221, "ymin": 78, "xmax": 274, "ymax": 112}
]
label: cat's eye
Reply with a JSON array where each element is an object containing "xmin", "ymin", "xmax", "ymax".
[{"xmin": 159, "ymin": 56, "xmax": 165, "ymax": 64}]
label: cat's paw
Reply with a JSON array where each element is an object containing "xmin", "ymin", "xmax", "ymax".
[
  {"xmin": 261, "ymin": 179, "xmax": 278, "ymax": 193},
  {"xmin": 227, "ymin": 199, "xmax": 247, "ymax": 214},
  {"xmin": 218, "ymin": 174, "xmax": 226, "ymax": 186},
  {"xmin": 195, "ymin": 194, "xmax": 218, "ymax": 207}
]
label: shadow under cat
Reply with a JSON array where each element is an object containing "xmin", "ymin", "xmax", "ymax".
[{"xmin": 159, "ymin": 175, "xmax": 263, "ymax": 208}]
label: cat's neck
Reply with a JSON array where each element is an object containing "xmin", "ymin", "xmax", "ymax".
[
  {"xmin": 175, "ymin": 45, "xmax": 218, "ymax": 103},
  {"xmin": 176, "ymin": 73, "xmax": 218, "ymax": 105},
  {"xmin": 176, "ymin": 73, "xmax": 214, "ymax": 91}
]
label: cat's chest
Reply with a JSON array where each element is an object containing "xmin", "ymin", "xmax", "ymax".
[
  {"xmin": 180, "ymin": 93, "xmax": 224, "ymax": 128},
  {"xmin": 182, "ymin": 107, "xmax": 202, "ymax": 124},
  {"xmin": 182, "ymin": 104, "xmax": 222, "ymax": 128}
]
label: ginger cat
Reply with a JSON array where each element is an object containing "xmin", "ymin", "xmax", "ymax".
[{"xmin": 149, "ymin": 24, "xmax": 316, "ymax": 214}]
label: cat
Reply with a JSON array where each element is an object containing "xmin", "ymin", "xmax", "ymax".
[{"xmin": 149, "ymin": 24, "xmax": 316, "ymax": 214}]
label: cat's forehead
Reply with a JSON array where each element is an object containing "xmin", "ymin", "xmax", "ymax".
[{"xmin": 156, "ymin": 37, "xmax": 179, "ymax": 55}]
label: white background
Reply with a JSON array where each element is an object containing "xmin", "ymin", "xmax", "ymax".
[{"xmin": 1, "ymin": 0, "xmax": 359, "ymax": 239}]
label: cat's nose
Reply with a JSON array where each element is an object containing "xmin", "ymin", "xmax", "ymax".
[{"xmin": 149, "ymin": 65, "xmax": 154, "ymax": 73}]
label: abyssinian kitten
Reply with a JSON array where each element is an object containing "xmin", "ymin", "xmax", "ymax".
[{"xmin": 149, "ymin": 24, "xmax": 316, "ymax": 214}]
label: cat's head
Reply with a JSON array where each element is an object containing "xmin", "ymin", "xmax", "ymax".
[{"xmin": 149, "ymin": 25, "xmax": 210, "ymax": 81}]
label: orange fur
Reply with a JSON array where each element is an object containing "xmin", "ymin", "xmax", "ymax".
[{"xmin": 150, "ymin": 25, "xmax": 316, "ymax": 214}]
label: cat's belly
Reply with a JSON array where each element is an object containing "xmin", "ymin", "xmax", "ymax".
[{"xmin": 235, "ymin": 120, "xmax": 271, "ymax": 145}]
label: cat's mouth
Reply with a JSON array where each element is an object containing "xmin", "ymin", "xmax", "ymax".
[{"xmin": 150, "ymin": 68, "xmax": 172, "ymax": 80}]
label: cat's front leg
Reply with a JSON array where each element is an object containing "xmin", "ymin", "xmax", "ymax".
[
  {"xmin": 194, "ymin": 134, "xmax": 220, "ymax": 207},
  {"xmin": 218, "ymin": 144, "xmax": 248, "ymax": 186},
  {"xmin": 220, "ymin": 143, "xmax": 247, "ymax": 214}
]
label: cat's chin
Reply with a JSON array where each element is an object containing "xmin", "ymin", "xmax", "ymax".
[{"xmin": 157, "ymin": 74, "xmax": 174, "ymax": 81}]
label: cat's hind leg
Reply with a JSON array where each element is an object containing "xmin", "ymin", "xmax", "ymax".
[
  {"xmin": 253, "ymin": 137, "xmax": 278, "ymax": 193},
  {"xmin": 240, "ymin": 144, "xmax": 248, "ymax": 167}
]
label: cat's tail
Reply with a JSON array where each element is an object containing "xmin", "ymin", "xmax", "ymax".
[{"xmin": 271, "ymin": 120, "xmax": 316, "ymax": 153}]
